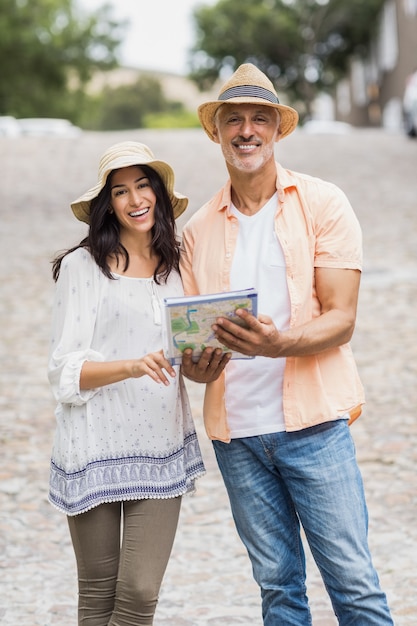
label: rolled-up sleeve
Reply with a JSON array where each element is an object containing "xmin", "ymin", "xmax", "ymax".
[
  {"xmin": 313, "ymin": 182, "xmax": 362, "ymax": 270},
  {"xmin": 48, "ymin": 250, "xmax": 104, "ymax": 405}
]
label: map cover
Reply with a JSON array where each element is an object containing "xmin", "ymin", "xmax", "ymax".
[{"xmin": 162, "ymin": 288, "xmax": 258, "ymax": 364}]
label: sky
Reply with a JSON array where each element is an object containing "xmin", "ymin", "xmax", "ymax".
[{"xmin": 80, "ymin": 0, "xmax": 215, "ymax": 75}]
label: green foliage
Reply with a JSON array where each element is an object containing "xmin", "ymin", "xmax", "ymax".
[
  {"xmin": 143, "ymin": 110, "xmax": 200, "ymax": 129},
  {"xmin": 82, "ymin": 76, "xmax": 194, "ymax": 131},
  {"xmin": 94, "ymin": 76, "xmax": 166, "ymax": 130},
  {"xmin": 189, "ymin": 0, "xmax": 386, "ymax": 113},
  {"xmin": 0, "ymin": 0, "xmax": 124, "ymax": 119}
]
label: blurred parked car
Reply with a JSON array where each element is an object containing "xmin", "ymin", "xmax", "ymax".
[
  {"xmin": 403, "ymin": 70, "xmax": 417, "ymax": 137},
  {"xmin": 17, "ymin": 118, "xmax": 82, "ymax": 137},
  {"xmin": 0, "ymin": 116, "xmax": 21, "ymax": 137}
]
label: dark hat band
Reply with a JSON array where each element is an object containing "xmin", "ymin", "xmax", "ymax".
[{"xmin": 219, "ymin": 84, "xmax": 280, "ymax": 104}]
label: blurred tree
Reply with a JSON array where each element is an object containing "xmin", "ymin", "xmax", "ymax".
[
  {"xmin": 90, "ymin": 76, "xmax": 191, "ymax": 130},
  {"xmin": 0, "ymin": 0, "xmax": 124, "ymax": 120},
  {"xmin": 189, "ymin": 0, "xmax": 385, "ymax": 117}
]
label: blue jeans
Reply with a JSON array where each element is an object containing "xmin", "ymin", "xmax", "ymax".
[{"xmin": 213, "ymin": 420, "xmax": 393, "ymax": 625}]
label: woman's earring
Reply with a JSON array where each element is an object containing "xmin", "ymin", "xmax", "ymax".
[{"xmin": 108, "ymin": 206, "xmax": 114, "ymax": 214}]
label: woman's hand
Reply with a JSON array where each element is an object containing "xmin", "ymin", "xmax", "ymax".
[
  {"xmin": 80, "ymin": 350, "xmax": 176, "ymax": 389},
  {"xmin": 130, "ymin": 350, "xmax": 176, "ymax": 385}
]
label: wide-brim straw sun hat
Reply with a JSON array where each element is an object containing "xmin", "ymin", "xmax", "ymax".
[
  {"xmin": 198, "ymin": 63, "xmax": 299, "ymax": 141},
  {"xmin": 71, "ymin": 141, "xmax": 188, "ymax": 223}
]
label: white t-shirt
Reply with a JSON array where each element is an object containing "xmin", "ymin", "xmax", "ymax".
[{"xmin": 226, "ymin": 194, "xmax": 291, "ymax": 438}]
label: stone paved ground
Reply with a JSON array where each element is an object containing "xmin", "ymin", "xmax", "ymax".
[{"xmin": 0, "ymin": 127, "xmax": 416, "ymax": 625}]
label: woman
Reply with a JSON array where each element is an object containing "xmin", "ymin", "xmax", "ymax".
[{"xmin": 48, "ymin": 141, "xmax": 205, "ymax": 625}]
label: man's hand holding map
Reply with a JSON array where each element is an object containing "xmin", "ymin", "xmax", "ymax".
[{"xmin": 162, "ymin": 288, "xmax": 258, "ymax": 364}]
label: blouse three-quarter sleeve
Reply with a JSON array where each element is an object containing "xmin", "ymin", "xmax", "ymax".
[{"xmin": 48, "ymin": 249, "xmax": 104, "ymax": 406}]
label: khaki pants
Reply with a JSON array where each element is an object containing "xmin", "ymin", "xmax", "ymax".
[{"xmin": 67, "ymin": 497, "xmax": 181, "ymax": 625}]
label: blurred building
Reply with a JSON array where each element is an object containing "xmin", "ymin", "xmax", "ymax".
[{"xmin": 335, "ymin": 0, "xmax": 417, "ymax": 130}]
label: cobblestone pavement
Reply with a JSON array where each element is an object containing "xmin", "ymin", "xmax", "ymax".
[{"xmin": 0, "ymin": 127, "xmax": 416, "ymax": 625}]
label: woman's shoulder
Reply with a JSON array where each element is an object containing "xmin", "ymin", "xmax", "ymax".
[
  {"xmin": 57, "ymin": 247, "xmax": 103, "ymax": 287},
  {"xmin": 161, "ymin": 268, "xmax": 184, "ymax": 295},
  {"xmin": 60, "ymin": 247, "xmax": 95, "ymax": 272}
]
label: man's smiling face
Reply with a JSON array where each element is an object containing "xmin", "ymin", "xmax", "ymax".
[{"xmin": 212, "ymin": 104, "xmax": 281, "ymax": 173}]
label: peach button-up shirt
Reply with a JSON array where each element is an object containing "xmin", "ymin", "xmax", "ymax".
[{"xmin": 180, "ymin": 162, "xmax": 365, "ymax": 442}]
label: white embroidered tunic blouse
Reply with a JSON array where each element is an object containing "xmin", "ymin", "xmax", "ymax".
[{"xmin": 48, "ymin": 248, "xmax": 205, "ymax": 516}]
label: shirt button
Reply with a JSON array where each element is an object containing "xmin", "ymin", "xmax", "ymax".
[{"xmin": 226, "ymin": 253, "xmax": 231, "ymax": 258}]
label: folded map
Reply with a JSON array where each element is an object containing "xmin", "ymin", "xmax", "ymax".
[{"xmin": 162, "ymin": 288, "xmax": 258, "ymax": 364}]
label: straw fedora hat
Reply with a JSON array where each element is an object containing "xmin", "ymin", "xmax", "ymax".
[
  {"xmin": 198, "ymin": 63, "xmax": 299, "ymax": 141},
  {"xmin": 71, "ymin": 141, "xmax": 188, "ymax": 223}
]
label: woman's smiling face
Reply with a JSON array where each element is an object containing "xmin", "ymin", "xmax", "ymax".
[{"xmin": 110, "ymin": 165, "xmax": 157, "ymax": 237}]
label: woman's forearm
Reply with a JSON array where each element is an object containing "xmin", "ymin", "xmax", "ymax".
[{"xmin": 80, "ymin": 360, "xmax": 134, "ymax": 390}]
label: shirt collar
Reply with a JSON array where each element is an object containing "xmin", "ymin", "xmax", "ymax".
[
  {"xmin": 217, "ymin": 180, "xmax": 232, "ymax": 212},
  {"xmin": 218, "ymin": 162, "xmax": 297, "ymax": 211},
  {"xmin": 275, "ymin": 161, "xmax": 297, "ymax": 205}
]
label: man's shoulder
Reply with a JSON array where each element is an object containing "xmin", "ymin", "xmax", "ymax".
[
  {"xmin": 279, "ymin": 163, "xmax": 340, "ymax": 194},
  {"xmin": 279, "ymin": 165, "xmax": 350, "ymax": 210},
  {"xmin": 183, "ymin": 184, "xmax": 229, "ymax": 231}
]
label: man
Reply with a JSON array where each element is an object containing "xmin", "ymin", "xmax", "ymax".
[{"xmin": 180, "ymin": 63, "xmax": 393, "ymax": 624}]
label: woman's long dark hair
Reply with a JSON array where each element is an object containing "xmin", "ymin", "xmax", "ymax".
[{"xmin": 52, "ymin": 165, "xmax": 180, "ymax": 284}]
